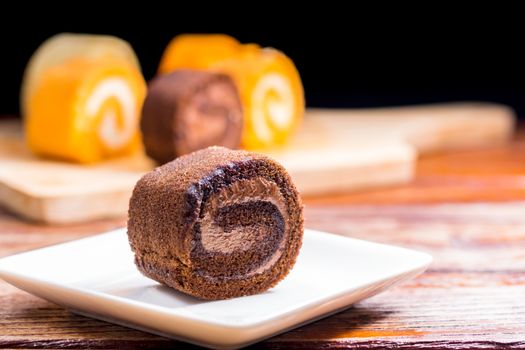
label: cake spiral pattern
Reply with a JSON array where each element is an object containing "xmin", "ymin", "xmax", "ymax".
[
  {"xmin": 23, "ymin": 33, "xmax": 145, "ymax": 163},
  {"xmin": 234, "ymin": 48, "xmax": 303, "ymax": 147},
  {"xmin": 127, "ymin": 146, "xmax": 304, "ymax": 300}
]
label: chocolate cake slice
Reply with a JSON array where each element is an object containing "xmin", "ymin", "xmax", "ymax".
[
  {"xmin": 140, "ymin": 70, "xmax": 243, "ymax": 164},
  {"xmin": 127, "ymin": 146, "xmax": 303, "ymax": 300}
]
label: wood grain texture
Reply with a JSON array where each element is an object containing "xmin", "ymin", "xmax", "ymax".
[
  {"xmin": 306, "ymin": 127, "xmax": 525, "ymax": 204},
  {"xmin": 1, "ymin": 127, "xmax": 525, "ymax": 349},
  {"xmin": 0, "ymin": 102, "xmax": 515, "ymax": 223}
]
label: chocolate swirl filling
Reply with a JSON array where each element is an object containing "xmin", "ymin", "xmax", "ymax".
[{"xmin": 192, "ymin": 177, "xmax": 288, "ymax": 280}]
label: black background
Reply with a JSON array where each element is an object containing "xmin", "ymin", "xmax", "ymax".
[{"xmin": 1, "ymin": 10, "xmax": 524, "ymax": 118}]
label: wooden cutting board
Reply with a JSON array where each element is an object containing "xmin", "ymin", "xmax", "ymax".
[{"xmin": 0, "ymin": 102, "xmax": 515, "ymax": 223}]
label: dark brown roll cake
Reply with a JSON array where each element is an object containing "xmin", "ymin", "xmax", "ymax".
[
  {"xmin": 127, "ymin": 146, "xmax": 303, "ymax": 300},
  {"xmin": 140, "ymin": 70, "xmax": 243, "ymax": 164}
]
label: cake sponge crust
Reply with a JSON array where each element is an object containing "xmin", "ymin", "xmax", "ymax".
[{"xmin": 128, "ymin": 146, "xmax": 303, "ymax": 300}]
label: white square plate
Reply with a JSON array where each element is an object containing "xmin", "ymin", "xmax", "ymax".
[{"xmin": 0, "ymin": 228, "xmax": 432, "ymax": 349}]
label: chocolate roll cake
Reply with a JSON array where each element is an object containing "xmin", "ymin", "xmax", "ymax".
[
  {"xmin": 140, "ymin": 70, "xmax": 243, "ymax": 164},
  {"xmin": 127, "ymin": 146, "xmax": 303, "ymax": 300}
]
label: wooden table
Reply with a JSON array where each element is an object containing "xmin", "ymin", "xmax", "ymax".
[{"xmin": 1, "ymin": 129, "xmax": 525, "ymax": 349}]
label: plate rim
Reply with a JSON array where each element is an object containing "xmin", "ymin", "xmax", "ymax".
[
  {"xmin": 0, "ymin": 228, "xmax": 433, "ymax": 329},
  {"xmin": 0, "ymin": 228, "xmax": 433, "ymax": 347}
]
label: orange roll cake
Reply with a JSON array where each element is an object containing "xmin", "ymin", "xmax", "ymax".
[
  {"xmin": 158, "ymin": 34, "xmax": 305, "ymax": 150},
  {"xmin": 23, "ymin": 34, "xmax": 146, "ymax": 163}
]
